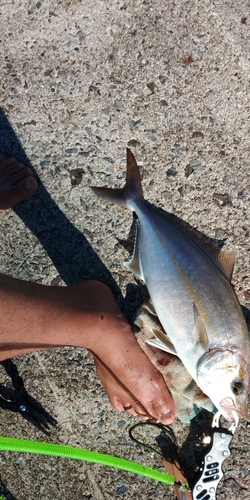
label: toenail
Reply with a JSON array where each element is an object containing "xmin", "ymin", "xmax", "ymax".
[
  {"xmin": 160, "ymin": 410, "xmax": 172, "ymax": 419},
  {"xmin": 123, "ymin": 404, "xmax": 132, "ymax": 410},
  {"xmin": 24, "ymin": 178, "xmax": 32, "ymax": 190}
]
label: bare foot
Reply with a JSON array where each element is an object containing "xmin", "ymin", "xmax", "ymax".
[
  {"xmin": 92, "ymin": 348, "xmax": 175, "ymax": 423},
  {"xmin": 0, "ymin": 271, "xmax": 176, "ymax": 424},
  {"xmin": 72, "ymin": 281, "xmax": 176, "ymax": 424},
  {"xmin": 0, "ymin": 156, "xmax": 38, "ymax": 211}
]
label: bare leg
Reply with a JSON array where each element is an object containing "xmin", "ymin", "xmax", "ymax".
[
  {"xmin": 0, "ymin": 276, "xmax": 175, "ymax": 424},
  {"xmin": 0, "ymin": 156, "xmax": 38, "ymax": 211},
  {"xmin": 0, "ymin": 156, "xmax": 175, "ymax": 423}
]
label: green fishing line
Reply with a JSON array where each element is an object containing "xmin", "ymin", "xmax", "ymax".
[{"xmin": 0, "ymin": 436, "xmax": 175, "ymax": 486}]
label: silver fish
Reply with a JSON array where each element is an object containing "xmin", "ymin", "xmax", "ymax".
[{"xmin": 91, "ymin": 149, "xmax": 250, "ymax": 423}]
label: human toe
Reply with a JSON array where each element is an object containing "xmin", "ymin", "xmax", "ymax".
[
  {"xmin": 113, "ymin": 397, "xmax": 137, "ymax": 417},
  {"xmin": 0, "ymin": 175, "xmax": 38, "ymax": 211},
  {"xmin": 5, "ymin": 165, "xmax": 34, "ymax": 186},
  {"xmin": 0, "ymin": 156, "xmax": 24, "ymax": 170},
  {"xmin": 113, "ymin": 399, "xmax": 153, "ymax": 420},
  {"xmin": 154, "ymin": 397, "xmax": 176, "ymax": 425},
  {"xmin": 0, "ymin": 155, "xmax": 38, "ymax": 210},
  {"xmin": 110, "ymin": 397, "xmax": 139, "ymax": 417},
  {"xmin": 159, "ymin": 409, "xmax": 175, "ymax": 425}
]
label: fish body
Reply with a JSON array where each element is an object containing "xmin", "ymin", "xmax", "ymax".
[{"xmin": 91, "ymin": 149, "xmax": 250, "ymax": 423}]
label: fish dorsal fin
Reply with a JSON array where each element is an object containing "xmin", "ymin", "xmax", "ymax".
[
  {"xmin": 183, "ymin": 231, "xmax": 235, "ymax": 282},
  {"xmin": 192, "ymin": 303, "xmax": 209, "ymax": 351},
  {"xmin": 147, "ymin": 327, "xmax": 178, "ymax": 356},
  {"xmin": 217, "ymin": 249, "xmax": 235, "ymax": 282},
  {"xmin": 194, "ymin": 239, "xmax": 235, "ymax": 282},
  {"xmin": 124, "ymin": 223, "xmax": 144, "ymax": 280},
  {"xmin": 181, "ymin": 228, "xmax": 235, "ymax": 282},
  {"xmin": 152, "ymin": 208, "xmax": 236, "ymax": 282}
]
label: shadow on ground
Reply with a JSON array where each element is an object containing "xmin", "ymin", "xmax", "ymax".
[
  {"xmin": 0, "ymin": 108, "xmax": 123, "ymax": 298},
  {"xmin": 0, "ymin": 477, "xmax": 18, "ymax": 500}
]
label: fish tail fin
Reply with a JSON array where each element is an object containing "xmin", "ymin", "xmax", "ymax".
[{"xmin": 91, "ymin": 148, "xmax": 144, "ymax": 209}]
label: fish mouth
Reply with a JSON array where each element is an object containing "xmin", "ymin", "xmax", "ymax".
[{"xmin": 219, "ymin": 397, "xmax": 246, "ymax": 423}]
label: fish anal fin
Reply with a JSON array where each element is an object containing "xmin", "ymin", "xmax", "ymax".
[
  {"xmin": 124, "ymin": 223, "xmax": 144, "ymax": 280},
  {"xmin": 149, "ymin": 327, "xmax": 177, "ymax": 356},
  {"xmin": 124, "ymin": 255, "xmax": 143, "ymax": 279},
  {"xmin": 146, "ymin": 338, "xmax": 178, "ymax": 356},
  {"xmin": 193, "ymin": 304, "xmax": 209, "ymax": 351}
]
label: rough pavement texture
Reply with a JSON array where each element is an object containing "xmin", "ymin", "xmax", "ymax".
[{"xmin": 0, "ymin": 1, "xmax": 250, "ymax": 499}]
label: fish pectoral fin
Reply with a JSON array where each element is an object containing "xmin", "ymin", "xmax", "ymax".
[
  {"xmin": 148, "ymin": 327, "xmax": 178, "ymax": 355},
  {"xmin": 124, "ymin": 222, "xmax": 144, "ymax": 280},
  {"xmin": 192, "ymin": 304, "xmax": 209, "ymax": 351}
]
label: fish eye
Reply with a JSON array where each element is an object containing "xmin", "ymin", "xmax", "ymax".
[{"xmin": 232, "ymin": 381, "xmax": 244, "ymax": 396}]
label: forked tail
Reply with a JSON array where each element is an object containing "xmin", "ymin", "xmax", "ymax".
[{"xmin": 91, "ymin": 148, "xmax": 144, "ymax": 209}]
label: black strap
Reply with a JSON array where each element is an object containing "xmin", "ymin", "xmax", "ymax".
[
  {"xmin": 0, "ymin": 359, "xmax": 57, "ymax": 435},
  {"xmin": 129, "ymin": 421, "xmax": 187, "ymax": 476}
]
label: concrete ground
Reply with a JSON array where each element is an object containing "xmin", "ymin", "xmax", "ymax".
[{"xmin": 0, "ymin": 0, "xmax": 250, "ymax": 498}]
